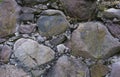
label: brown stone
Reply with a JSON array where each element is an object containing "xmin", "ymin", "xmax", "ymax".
[
  {"xmin": 90, "ymin": 63, "xmax": 109, "ymax": 77},
  {"xmin": 0, "ymin": 0, "xmax": 20, "ymax": 37},
  {"xmin": 0, "ymin": 45, "xmax": 12, "ymax": 63},
  {"xmin": 60, "ymin": 0, "xmax": 97, "ymax": 21}
]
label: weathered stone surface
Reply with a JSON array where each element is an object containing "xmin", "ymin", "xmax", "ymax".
[
  {"xmin": 21, "ymin": 7, "xmax": 36, "ymax": 14},
  {"xmin": 0, "ymin": 65, "xmax": 30, "ymax": 77},
  {"xmin": 116, "ymin": 3, "xmax": 120, "ymax": 9},
  {"xmin": 19, "ymin": 13, "xmax": 34, "ymax": 22},
  {"xmin": 16, "ymin": 0, "xmax": 49, "ymax": 6},
  {"xmin": 31, "ymin": 69, "xmax": 46, "ymax": 77},
  {"xmin": 0, "ymin": 38, "xmax": 6, "ymax": 43},
  {"xmin": 18, "ymin": 24, "xmax": 36, "ymax": 34},
  {"xmin": 70, "ymin": 22, "xmax": 120, "ymax": 59},
  {"xmin": 105, "ymin": 22, "xmax": 120, "ymax": 40},
  {"xmin": 37, "ymin": 9, "xmax": 69, "ymax": 37},
  {"xmin": 60, "ymin": 0, "xmax": 97, "ymax": 21},
  {"xmin": 90, "ymin": 63, "xmax": 109, "ymax": 77},
  {"xmin": 22, "ymin": 0, "xmax": 49, "ymax": 5},
  {"xmin": 50, "ymin": 35, "xmax": 66, "ymax": 45},
  {"xmin": 14, "ymin": 38, "xmax": 55, "ymax": 68},
  {"xmin": 57, "ymin": 44, "xmax": 67, "ymax": 54},
  {"xmin": 103, "ymin": 8, "xmax": 120, "ymax": 20},
  {"xmin": 0, "ymin": 45, "xmax": 12, "ymax": 63},
  {"xmin": 16, "ymin": 0, "xmax": 23, "ymax": 5},
  {"xmin": 0, "ymin": 0, "xmax": 20, "ymax": 37},
  {"xmin": 110, "ymin": 62, "xmax": 120, "ymax": 77},
  {"xmin": 46, "ymin": 55, "xmax": 89, "ymax": 77},
  {"xmin": 35, "ymin": 4, "xmax": 48, "ymax": 10}
]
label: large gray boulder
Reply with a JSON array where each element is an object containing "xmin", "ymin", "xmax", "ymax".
[
  {"xmin": 37, "ymin": 9, "xmax": 69, "ymax": 37},
  {"xmin": 46, "ymin": 55, "xmax": 89, "ymax": 77},
  {"xmin": 14, "ymin": 38, "xmax": 55, "ymax": 68},
  {"xmin": 69, "ymin": 22, "xmax": 120, "ymax": 59}
]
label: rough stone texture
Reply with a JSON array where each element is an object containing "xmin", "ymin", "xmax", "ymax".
[
  {"xmin": 0, "ymin": 45, "xmax": 12, "ymax": 63},
  {"xmin": 14, "ymin": 38, "xmax": 55, "ymax": 68},
  {"xmin": 0, "ymin": 38, "xmax": 6, "ymax": 43},
  {"xmin": 0, "ymin": 0, "xmax": 20, "ymax": 37},
  {"xmin": 19, "ymin": 13, "xmax": 34, "ymax": 22},
  {"xmin": 70, "ymin": 22, "xmax": 120, "ymax": 59},
  {"xmin": 22, "ymin": 0, "xmax": 48, "ymax": 5},
  {"xmin": 90, "ymin": 63, "xmax": 109, "ymax": 77},
  {"xmin": 57, "ymin": 44, "xmax": 67, "ymax": 54},
  {"xmin": 0, "ymin": 65, "xmax": 30, "ymax": 77},
  {"xmin": 60, "ymin": 0, "xmax": 97, "ymax": 21},
  {"xmin": 31, "ymin": 69, "xmax": 46, "ymax": 77},
  {"xmin": 105, "ymin": 22, "xmax": 120, "ymax": 40},
  {"xmin": 21, "ymin": 7, "xmax": 36, "ymax": 14},
  {"xmin": 46, "ymin": 55, "xmax": 89, "ymax": 77},
  {"xmin": 50, "ymin": 35, "xmax": 66, "ymax": 45},
  {"xmin": 110, "ymin": 62, "xmax": 120, "ymax": 77},
  {"xmin": 37, "ymin": 9, "xmax": 69, "ymax": 37},
  {"xmin": 103, "ymin": 8, "xmax": 120, "ymax": 20},
  {"xmin": 18, "ymin": 24, "xmax": 36, "ymax": 34}
]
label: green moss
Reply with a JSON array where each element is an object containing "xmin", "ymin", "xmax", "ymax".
[{"xmin": 0, "ymin": 0, "xmax": 3, "ymax": 3}]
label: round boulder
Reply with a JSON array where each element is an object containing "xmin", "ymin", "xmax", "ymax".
[
  {"xmin": 14, "ymin": 38, "xmax": 55, "ymax": 68},
  {"xmin": 37, "ymin": 9, "xmax": 70, "ymax": 37}
]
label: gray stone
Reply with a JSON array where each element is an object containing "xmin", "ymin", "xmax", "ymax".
[
  {"xmin": 35, "ymin": 4, "xmax": 48, "ymax": 10},
  {"xmin": 17, "ymin": 0, "xmax": 49, "ymax": 6},
  {"xmin": 36, "ymin": 35, "xmax": 45, "ymax": 43},
  {"xmin": 21, "ymin": 7, "xmax": 36, "ymax": 14},
  {"xmin": 60, "ymin": 0, "xmax": 97, "ymax": 21},
  {"xmin": 37, "ymin": 9, "xmax": 69, "ymax": 37},
  {"xmin": 31, "ymin": 69, "xmax": 46, "ymax": 77},
  {"xmin": 116, "ymin": 3, "xmax": 120, "ymax": 9},
  {"xmin": 18, "ymin": 24, "xmax": 36, "ymax": 34},
  {"xmin": 0, "ymin": 65, "xmax": 31, "ymax": 77},
  {"xmin": 105, "ymin": 22, "xmax": 120, "ymax": 40},
  {"xmin": 50, "ymin": 35, "xmax": 66, "ymax": 45},
  {"xmin": 0, "ymin": 38, "xmax": 6, "ymax": 43},
  {"xmin": 69, "ymin": 22, "xmax": 120, "ymax": 59},
  {"xmin": 103, "ymin": 8, "xmax": 120, "ymax": 20},
  {"xmin": 20, "ymin": 13, "xmax": 34, "ymax": 22},
  {"xmin": 110, "ymin": 62, "xmax": 120, "ymax": 77},
  {"xmin": 46, "ymin": 55, "xmax": 89, "ymax": 77},
  {"xmin": 0, "ymin": 0, "xmax": 21, "ymax": 37},
  {"xmin": 14, "ymin": 38, "xmax": 55, "ymax": 68},
  {"xmin": 57, "ymin": 44, "xmax": 68, "ymax": 54}
]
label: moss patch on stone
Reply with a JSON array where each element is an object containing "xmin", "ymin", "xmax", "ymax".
[{"xmin": 0, "ymin": 0, "xmax": 3, "ymax": 3}]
